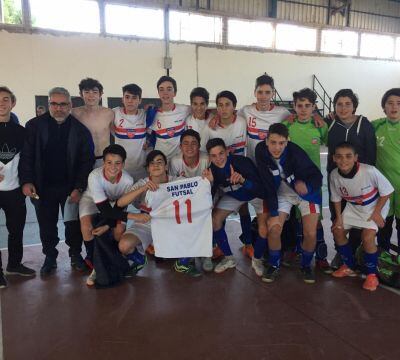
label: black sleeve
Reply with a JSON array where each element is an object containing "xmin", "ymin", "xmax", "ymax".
[
  {"xmin": 74, "ymin": 125, "xmax": 95, "ymax": 191},
  {"xmin": 235, "ymin": 157, "xmax": 266, "ymax": 197},
  {"xmin": 18, "ymin": 119, "xmax": 36, "ymax": 185},
  {"xmin": 362, "ymin": 117, "xmax": 377, "ymax": 166},
  {"xmin": 96, "ymin": 201, "xmax": 128, "ymax": 228}
]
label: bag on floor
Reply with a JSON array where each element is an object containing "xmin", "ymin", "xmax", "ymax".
[{"xmin": 93, "ymin": 231, "xmax": 130, "ymax": 289}]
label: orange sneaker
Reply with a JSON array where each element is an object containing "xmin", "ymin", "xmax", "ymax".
[
  {"xmin": 332, "ymin": 265, "xmax": 357, "ymax": 278},
  {"xmin": 145, "ymin": 244, "xmax": 155, "ymax": 255},
  {"xmin": 241, "ymin": 244, "xmax": 254, "ymax": 259},
  {"xmin": 212, "ymin": 245, "xmax": 224, "ymax": 260},
  {"xmin": 363, "ymin": 274, "xmax": 379, "ymax": 291}
]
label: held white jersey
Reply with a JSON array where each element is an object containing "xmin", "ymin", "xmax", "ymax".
[
  {"xmin": 113, "ymin": 107, "xmax": 147, "ymax": 176},
  {"xmin": 146, "ymin": 176, "xmax": 213, "ymax": 258},
  {"xmin": 239, "ymin": 104, "xmax": 290, "ymax": 161},
  {"xmin": 168, "ymin": 152, "xmax": 210, "ymax": 178},
  {"xmin": 185, "ymin": 112, "xmax": 213, "ymax": 149},
  {"xmin": 330, "ymin": 163, "xmax": 394, "ymax": 220},
  {"xmin": 150, "ymin": 104, "xmax": 191, "ymax": 160},
  {"xmin": 202, "ymin": 114, "xmax": 247, "ymax": 155},
  {"xmin": 85, "ymin": 167, "xmax": 134, "ymax": 204}
]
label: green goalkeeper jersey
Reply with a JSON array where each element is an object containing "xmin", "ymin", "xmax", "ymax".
[
  {"xmin": 372, "ymin": 117, "xmax": 400, "ymax": 189},
  {"xmin": 282, "ymin": 118, "xmax": 328, "ymax": 169}
]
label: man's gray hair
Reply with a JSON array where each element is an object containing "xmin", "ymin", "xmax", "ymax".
[{"xmin": 48, "ymin": 87, "xmax": 71, "ymax": 102}]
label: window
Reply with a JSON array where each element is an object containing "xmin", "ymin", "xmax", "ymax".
[
  {"xmin": 228, "ymin": 19, "xmax": 273, "ymax": 48},
  {"xmin": 105, "ymin": 4, "xmax": 164, "ymax": 39},
  {"xmin": 395, "ymin": 37, "xmax": 400, "ymax": 60},
  {"xmin": 30, "ymin": 0, "xmax": 100, "ymax": 33},
  {"xmin": 1, "ymin": 0, "xmax": 22, "ymax": 25},
  {"xmin": 169, "ymin": 11, "xmax": 222, "ymax": 43},
  {"xmin": 360, "ymin": 33, "xmax": 394, "ymax": 59},
  {"xmin": 321, "ymin": 30, "xmax": 358, "ymax": 56},
  {"xmin": 276, "ymin": 24, "xmax": 316, "ymax": 52}
]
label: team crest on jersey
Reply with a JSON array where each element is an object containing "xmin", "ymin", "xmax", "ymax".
[
  {"xmin": 258, "ymin": 130, "xmax": 268, "ymax": 140},
  {"xmin": 311, "ymin": 138, "xmax": 318, "ymax": 145},
  {"xmin": 167, "ymin": 128, "xmax": 175, "ymax": 137},
  {"xmin": 127, "ymin": 129, "xmax": 136, "ymax": 138}
]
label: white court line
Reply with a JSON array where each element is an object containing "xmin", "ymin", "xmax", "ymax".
[{"xmin": 0, "ymin": 240, "xmax": 65, "ymax": 252}]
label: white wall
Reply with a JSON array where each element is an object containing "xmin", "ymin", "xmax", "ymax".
[{"xmin": 1, "ymin": 29, "xmax": 399, "ymax": 123}]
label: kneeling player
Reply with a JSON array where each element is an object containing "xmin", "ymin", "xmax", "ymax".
[
  {"xmin": 203, "ymin": 138, "xmax": 276, "ymax": 274},
  {"xmin": 255, "ymin": 123, "xmax": 322, "ymax": 283},
  {"xmin": 330, "ymin": 142, "xmax": 394, "ymax": 291}
]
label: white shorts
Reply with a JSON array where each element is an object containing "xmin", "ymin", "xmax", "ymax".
[
  {"xmin": 124, "ymin": 222, "xmax": 153, "ymax": 250},
  {"xmin": 278, "ymin": 194, "xmax": 320, "ymax": 217},
  {"xmin": 215, "ymin": 195, "xmax": 267, "ymax": 215},
  {"xmin": 343, "ymin": 204, "xmax": 389, "ymax": 232},
  {"xmin": 79, "ymin": 194, "xmax": 99, "ymax": 218},
  {"xmin": 249, "ymin": 198, "xmax": 268, "ymax": 215}
]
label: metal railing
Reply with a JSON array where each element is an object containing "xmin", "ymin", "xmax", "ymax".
[{"xmin": 312, "ymin": 75, "xmax": 332, "ymax": 117}]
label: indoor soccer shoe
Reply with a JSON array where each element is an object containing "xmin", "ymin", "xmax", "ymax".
[
  {"xmin": 202, "ymin": 257, "xmax": 214, "ymax": 272},
  {"xmin": 332, "ymin": 265, "xmax": 357, "ymax": 278},
  {"xmin": 241, "ymin": 244, "xmax": 255, "ymax": 259},
  {"xmin": 174, "ymin": 261, "xmax": 202, "ymax": 277},
  {"xmin": 251, "ymin": 257, "xmax": 264, "ymax": 277},
  {"xmin": 0, "ymin": 272, "xmax": 7, "ymax": 289},
  {"xmin": 262, "ymin": 265, "xmax": 280, "ymax": 283},
  {"xmin": 315, "ymin": 259, "xmax": 333, "ymax": 274},
  {"xmin": 214, "ymin": 256, "xmax": 237, "ymax": 273},
  {"xmin": 6, "ymin": 264, "xmax": 35, "ymax": 276},
  {"xmin": 363, "ymin": 274, "xmax": 379, "ymax": 291},
  {"xmin": 301, "ymin": 266, "xmax": 316, "ymax": 284}
]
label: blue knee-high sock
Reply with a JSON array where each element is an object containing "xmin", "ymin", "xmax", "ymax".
[
  {"xmin": 268, "ymin": 249, "xmax": 281, "ymax": 268},
  {"xmin": 295, "ymin": 221, "xmax": 303, "ymax": 253},
  {"xmin": 364, "ymin": 251, "xmax": 378, "ymax": 275},
  {"xmin": 240, "ymin": 214, "xmax": 252, "ymax": 245},
  {"xmin": 337, "ymin": 243, "xmax": 355, "ymax": 269},
  {"xmin": 301, "ymin": 248, "xmax": 314, "ymax": 268},
  {"xmin": 213, "ymin": 228, "xmax": 232, "ymax": 256},
  {"xmin": 315, "ymin": 227, "xmax": 328, "ymax": 260},
  {"xmin": 127, "ymin": 249, "xmax": 146, "ymax": 265},
  {"xmin": 84, "ymin": 240, "xmax": 94, "ymax": 260},
  {"xmin": 177, "ymin": 257, "xmax": 191, "ymax": 266},
  {"xmin": 254, "ymin": 236, "xmax": 267, "ymax": 259}
]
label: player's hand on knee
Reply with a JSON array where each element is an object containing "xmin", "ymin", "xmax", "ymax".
[
  {"xmin": 331, "ymin": 217, "xmax": 344, "ymax": 231},
  {"xmin": 92, "ymin": 224, "xmax": 110, "ymax": 236},
  {"xmin": 368, "ymin": 211, "xmax": 385, "ymax": 228},
  {"xmin": 132, "ymin": 213, "xmax": 151, "ymax": 224}
]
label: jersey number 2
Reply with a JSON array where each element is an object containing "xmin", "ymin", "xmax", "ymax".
[{"xmin": 173, "ymin": 199, "xmax": 192, "ymax": 224}]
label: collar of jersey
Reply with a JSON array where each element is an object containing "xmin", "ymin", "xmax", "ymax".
[
  {"xmin": 183, "ymin": 153, "xmax": 200, "ymax": 168},
  {"xmin": 338, "ymin": 162, "xmax": 359, "ymax": 179},
  {"xmin": 217, "ymin": 114, "xmax": 236, "ymax": 128},
  {"xmin": 102, "ymin": 169, "xmax": 122, "ymax": 184},
  {"xmin": 157, "ymin": 104, "xmax": 176, "ymax": 113},
  {"xmin": 254, "ymin": 103, "xmax": 275, "ymax": 112}
]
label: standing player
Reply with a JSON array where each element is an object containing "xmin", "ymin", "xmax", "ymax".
[
  {"xmin": 72, "ymin": 78, "xmax": 114, "ymax": 168},
  {"xmin": 203, "ymin": 138, "xmax": 276, "ymax": 274},
  {"xmin": 255, "ymin": 123, "xmax": 322, "ymax": 283},
  {"xmin": 169, "ymin": 129, "xmax": 211, "ymax": 272},
  {"xmin": 186, "ymin": 87, "xmax": 214, "ymax": 149},
  {"xmin": 113, "ymin": 83, "xmax": 148, "ymax": 181},
  {"xmin": 148, "ymin": 76, "xmax": 191, "ymax": 160},
  {"xmin": 330, "ymin": 142, "xmax": 393, "ymax": 291},
  {"xmin": 0, "ymin": 87, "xmax": 35, "ymax": 288},
  {"xmin": 373, "ymin": 89, "xmax": 400, "ymax": 253},
  {"xmin": 282, "ymin": 88, "xmax": 331, "ymax": 273}
]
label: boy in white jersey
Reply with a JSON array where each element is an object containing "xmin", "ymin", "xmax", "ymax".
[
  {"xmin": 330, "ymin": 142, "xmax": 393, "ymax": 291},
  {"xmin": 186, "ymin": 87, "xmax": 214, "ymax": 149},
  {"xmin": 239, "ymin": 74, "xmax": 290, "ymax": 162},
  {"xmin": 148, "ymin": 76, "xmax": 191, "ymax": 160},
  {"xmin": 113, "ymin": 83, "xmax": 148, "ymax": 181},
  {"xmin": 79, "ymin": 145, "xmax": 148, "ymax": 268},
  {"xmin": 72, "ymin": 78, "xmax": 114, "ymax": 168}
]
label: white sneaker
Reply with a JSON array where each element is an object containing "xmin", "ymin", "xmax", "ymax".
[
  {"xmin": 86, "ymin": 269, "xmax": 96, "ymax": 286},
  {"xmin": 251, "ymin": 257, "xmax": 264, "ymax": 277},
  {"xmin": 214, "ymin": 256, "xmax": 236, "ymax": 273},
  {"xmin": 202, "ymin": 257, "xmax": 214, "ymax": 272}
]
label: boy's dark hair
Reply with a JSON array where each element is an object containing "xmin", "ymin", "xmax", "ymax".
[
  {"xmin": 190, "ymin": 87, "xmax": 209, "ymax": 105},
  {"xmin": 206, "ymin": 138, "xmax": 226, "ymax": 153},
  {"xmin": 334, "ymin": 141, "xmax": 357, "ymax": 154},
  {"xmin": 268, "ymin": 123, "xmax": 289, "ymax": 139},
  {"xmin": 0, "ymin": 86, "xmax": 16, "ymax": 103},
  {"xmin": 145, "ymin": 150, "xmax": 167, "ymax": 167},
  {"xmin": 180, "ymin": 129, "xmax": 201, "ymax": 145},
  {"xmin": 78, "ymin": 78, "xmax": 104, "ymax": 93},
  {"xmin": 122, "ymin": 83, "xmax": 142, "ymax": 98},
  {"xmin": 293, "ymin": 88, "xmax": 317, "ymax": 105},
  {"xmin": 216, "ymin": 90, "xmax": 237, "ymax": 108},
  {"xmin": 255, "ymin": 73, "xmax": 274, "ymax": 90},
  {"xmin": 381, "ymin": 88, "xmax": 400, "ymax": 108},
  {"xmin": 333, "ymin": 89, "xmax": 358, "ymax": 113},
  {"xmin": 103, "ymin": 144, "xmax": 127, "ymax": 162},
  {"xmin": 157, "ymin": 76, "xmax": 177, "ymax": 93}
]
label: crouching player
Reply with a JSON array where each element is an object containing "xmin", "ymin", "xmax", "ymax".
[
  {"xmin": 203, "ymin": 138, "xmax": 276, "ymax": 274},
  {"xmin": 330, "ymin": 142, "xmax": 394, "ymax": 291},
  {"xmin": 255, "ymin": 123, "xmax": 322, "ymax": 283},
  {"xmin": 79, "ymin": 144, "xmax": 150, "ymax": 285}
]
